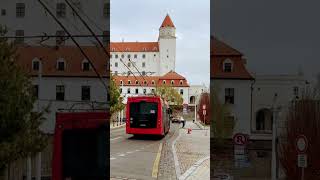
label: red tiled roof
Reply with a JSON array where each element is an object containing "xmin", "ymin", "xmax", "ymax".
[
  {"xmin": 113, "ymin": 71, "xmax": 189, "ymax": 87},
  {"xmin": 211, "ymin": 36, "xmax": 242, "ymax": 56},
  {"xmin": 15, "ymin": 46, "xmax": 109, "ymax": 77},
  {"xmin": 211, "ymin": 36, "xmax": 254, "ymax": 80},
  {"xmin": 110, "ymin": 42, "xmax": 159, "ymax": 52},
  {"xmin": 160, "ymin": 14, "xmax": 175, "ymax": 28}
]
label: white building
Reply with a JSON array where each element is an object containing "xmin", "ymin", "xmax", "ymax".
[
  {"xmin": 0, "ymin": 0, "xmax": 109, "ymax": 46},
  {"xmin": 110, "ymin": 14, "xmax": 175, "ymax": 77},
  {"xmin": 16, "ymin": 46, "xmax": 109, "ymax": 134},
  {"xmin": 211, "ymin": 37, "xmax": 309, "ymax": 178}
]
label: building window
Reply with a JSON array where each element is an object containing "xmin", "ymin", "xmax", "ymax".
[
  {"xmin": 32, "ymin": 60, "xmax": 40, "ymax": 71},
  {"xmin": 71, "ymin": 1, "xmax": 81, "ymax": 15},
  {"xmin": 256, "ymin": 109, "xmax": 273, "ymax": 131},
  {"xmin": 142, "ymin": 54, "xmax": 146, "ymax": 59},
  {"xmin": 142, "ymin": 71, "xmax": 146, "ymax": 76},
  {"xmin": 103, "ymin": 31, "xmax": 109, "ymax": 45},
  {"xmin": 82, "ymin": 60, "xmax": 90, "ymax": 71},
  {"xmin": 56, "ymin": 3, "xmax": 66, "ymax": 18},
  {"xmin": 120, "ymin": 80, "xmax": 123, "ymax": 85},
  {"xmin": 33, "ymin": 85, "xmax": 39, "ymax": 99},
  {"xmin": 1, "ymin": 9, "xmax": 6, "ymax": 16},
  {"xmin": 180, "ymin": 89, "xmax": 184, "ymax": 95},
  {"xmin": 103, "ymin": 3, "xmax": 110, "ymax": 17},
  {"xmin": 115, "ymin": 62, "xmax": 118, "ymax": 67},
  {"xmin": 114, "ymin": 71, "xmax": 118, "ymax": 75},
  {"xmin": 128, "ymin": 80, "xmax": 131, "ymax": 84},
  {"xmin": 135, "ymin": 80, "xmax": 139, "ymax": 85},
  {"xmin": 142, "ymin": 62, "xmax": 146, "ymax": 67},
  {"xmin": 121, "ymin": 54, "xmax": 125, "ymax": 58},
  {"xmin": 56, "ymin": 85, "xmax": 65, "ymax": 101},
  {"xmin": 225, "ymin": 88, "xmax": 234, "ymax": 104},
  {"xmin": 16, "ymin": 3, "xmax": 25, "ymax": 17},
  {"xmin": 127, "ymin": 62, "xmax": 131, "ymax": 67},
  {"xmin": 127, "ymin": 54, "xmax": 131, "ymax": 59},
  {"xmin": 163, "ymin": 80, "xmax": 166, "ymax": 85},
  {"xmin": 127, "ymin": 88, "xmax": 131, "ymax": 94},
  {"xmin": 134, "ymin": 54, "xmax": 137, "ymax": 58},
  {"xmin": 81, "ymin": 86, "xmax": 90, "ymax": 101},
  {"xmin": 15, "ymin": 30, "xmax": 24, "ymax": 44},
  {"xmin": 171, "ymin": 80, "xmax": 174, "ymax": 85},
  {"xmin": 180, "ymin": 80, "xmax": 183, "ymax": 85},
  {"xmin": 119, "ymin": 88, "xmax": 122, "ymax": 93},
  {"xmin": 115, "ymin": 54, "xmax": 119, "ymax": 59},
  {"xmin": 151, "ymin": 89, "xmax": 155, "ymax": 93},
  {"xmin": 143, "ymin": 89, "xmax": 147, "ymax": 94},
  {"xmin": 135, "ymin": 88, "xmax": 139, "ymax": 94},
  {"xmin": 223, "ymin": 59, "xmax": 233, "ymax": 72},
  {"xmin": 154, "ymin": 54, "xmax": 156, "ymax": 57},
  {"xmin": 57, "ymin": 59, "xmax": 65, "ymax": 71},
  {"xmin": 293, "ymin": 86, "xmax": 299, "ymax": 97},
  {"xmin": 144, "ymin": 81, "xmax": 147, "ymax": 85},
  {"xmin": 56, "ymin": 30, "xmax": 65, "ymax": 45},
  {"xmin": 151, "ymin": 80, "xmax": 155, "ymax": 85}
]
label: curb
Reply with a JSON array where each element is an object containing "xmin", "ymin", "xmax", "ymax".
[
  {"xmin": 172, "ymin": 128, "xmax": 182, "ymax": 179},
  {"xmin": 178, "ymin": 156, "xmax": 210, "ymax": 180},
  {"xmin": 194, "ymin": 121, "xmax": 205, "ymax": 130},
  {"xmin": 110, "ymin": 123, "xmax": 126, "ymax": 129}
]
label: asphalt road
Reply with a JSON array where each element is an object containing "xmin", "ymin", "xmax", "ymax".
[{"xmin": 110, "ymin": 123, "xmax": 180, "ymax": 180}]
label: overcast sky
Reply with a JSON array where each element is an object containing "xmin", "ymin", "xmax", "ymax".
[
  {"xmin": 111, "ymin": 0, "xmax": 210, "ymax": 86},
  {"xmin": 212, "ymin": 0, "xmax": 320, "ymax": 83}
]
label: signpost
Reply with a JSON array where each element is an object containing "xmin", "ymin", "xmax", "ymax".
[
  {"xmin": 296, "ymin": 134, "xmax": 308, "ymax": 180},
  {"xmin": 233, "ymin": 133, "xmax": 249, "ymax": 168}
]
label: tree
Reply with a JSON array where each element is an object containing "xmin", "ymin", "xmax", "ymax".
[
  {"xmin": 109, "ymin": 74, "xmax": 125, "ymax": 115},
  {"xmin": 0, "ymin": 27, "xmax": 48, "ymax": 173},
  {"xmin": 279, "ymin": 91, "xmax": 320, "ymax": 180},
  {"xmin": 211, "ymin": 85, "xmax": 233, "ymax": 150},
  {"xmin": 155, "ymin": 85, "xmax": 183, "ymax": 116}
]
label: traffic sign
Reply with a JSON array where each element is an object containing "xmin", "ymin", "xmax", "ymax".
[
  {"xmin": 296, "ymin": 135, "xmax": 308, "ymax": 153},
  {"xmin": 298, "ymin": 154, "xmax": 307, "ymax": 168},
  {"xmin": 203, "ymin": 105, "xmax": 206, "ymax": 109},
  {"xmin": 233, "ymin": 133, "xmax": 249, "ymax": 145},
  {"xmin": 203, "ymin": 109, "xmax": 206, "ymax": 115}
]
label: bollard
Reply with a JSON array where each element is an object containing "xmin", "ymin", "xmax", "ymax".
[{"xmin": 187, "ymin": 128, "xmax": 192, "ymax": 134}]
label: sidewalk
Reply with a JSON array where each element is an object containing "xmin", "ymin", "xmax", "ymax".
[
  {"xmin": 110, "ymin": 121, "xmax": 126, "ymax": 129},
  {"xmin": 173, "ymin": 121, "xmax": 210, "ymax": 180}
]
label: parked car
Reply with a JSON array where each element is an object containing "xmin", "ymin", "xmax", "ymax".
[{"xmin": 171, "ymin": 116, "xmax": 181, "ymax": 123}]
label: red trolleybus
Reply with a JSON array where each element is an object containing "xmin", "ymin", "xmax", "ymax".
[
  {"xmin": 52, "ymin": 111, "xmax": 109, "ymax": 180},
  {"xmin": 126, "ymin": 96, "xmax": 171, "ymax": 136}
]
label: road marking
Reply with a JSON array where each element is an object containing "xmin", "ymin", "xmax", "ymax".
[
  {"xmin": 110, "ymin": 157, "xmax": 116, "ymax": 160},
  {"xmin": 118, "ymin": 154, "xmax": 125, "ymax": 157},
  {"xmin": 110, "ymin": 137, "xmax": 121, "ymax": 141},
  {"xmin": 152, "ymin": 142, "xmax": 163, "ymax": 178},
  {"xmin": 126, "ymin": 151, "xmax": 133, "ymax": 154}
]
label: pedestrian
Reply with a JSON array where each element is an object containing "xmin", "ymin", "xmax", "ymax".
[{"xmin": 180, "ymin": 116, "xmax": 185, "ymax": 128}]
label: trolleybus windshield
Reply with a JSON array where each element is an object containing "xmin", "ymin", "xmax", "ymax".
[{"xmin": 129, "ymin": 102, "xmax": 158, "ymax": 128}]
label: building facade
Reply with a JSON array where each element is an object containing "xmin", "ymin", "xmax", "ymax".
[
  {"xmin": 0, "ymin": 0, "xmax": 109, "ymax": 46},
  {"xmin": 110, "ymin": 14, "xmax": 176, "ymax": 77},
  {"xmin": 211, "ymin": 37, "xmax": 308, "ymax": 178}
]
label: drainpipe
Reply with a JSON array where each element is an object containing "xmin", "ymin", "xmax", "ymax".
[{"xmin": 250, "ymin": 79, "xmax": 256, "ymax": 133}]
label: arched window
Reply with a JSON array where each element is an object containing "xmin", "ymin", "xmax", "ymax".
[
  {"xmin": 127, "ymin": 88, "xmax": 131, "ymax": 94},
  {"xmin": 144, "ymin": 81, "xmax": 147, "ymax": 85},
  {"xmin": 56, "ymin": 58, "xmax": 66, "ymax": 71},
  {"xmin": 128, "ymin": 80, "xmax": 131, "ymax": 85},
  {"xmin": 256, "ymin": 109, "xmax": 273, "ymax": 131},
  {"xmin": 82, "ymin": 59, "xmax": 90, "ymax": 71},
  {"xmin": 180, "ymin": 89, "xmax": 184, "ymax": 95},
  {"xmin": 135, "ymin": 80, "xmax": 139, "ymax": 85},
  {"xmin": 32, "ymin": 58, "xmax": 41, "ymax": 71},
  {"xmin": 223, "ymin": 59, "xmax": 233, "ymax": 72},
  {"xmin": 151, "ymin": 80, "xmax": 155, "ymax": 85},
  {"xmin": 163, "ymin": 80, "xmax": 166, "ymax": 85},
  {"xmin": 120, "ymin": 80, "xmax": 123, "ymax": 85},
  {"xmin": 180, "ymin": 80, "xmax": 183, "ymax": 85},
  {"xmin": 171, "ymin": 80, "xmax": 174, "ymax": 85}
]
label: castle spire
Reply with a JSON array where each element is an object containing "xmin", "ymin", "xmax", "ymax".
[{"xmin": 160, "ymin": 14, "xmax": 175, "ymax": 28}]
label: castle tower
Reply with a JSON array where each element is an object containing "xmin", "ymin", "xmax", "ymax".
[{"xmin": 158, "ymin": 14, "xmax": 176, "ymax": 75}]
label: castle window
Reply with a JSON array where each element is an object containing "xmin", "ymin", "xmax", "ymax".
[
  {"xmin": 135, "ymin": 80, "xmax": 139, "ymax": 85},
  {"xmin": 142, "ymin": 54, "xmax": 146, "ymax": 59},
  {"xmin": 32, "ymin": 59, "xmax": 40, "ymax": 71},
  {"xmin": 115, "ymin": 54, "xmax": 118, "ymax": 58},
  {"xmin": 180, "ymin": 80, "xmax": 183, "ymax": 85},
  {"xmin": 127, "ymin": 54, "xmax": 131, "ymax": 58},
  {"xmin": 82, "ymin": 60, "xmax": 90, "ymax": 71},
  {"xmin": 223, "ymin": 59, "xmax": 233, "ymax": 72},
  {"xmin": 163, "ymin": 80, "xmax": 166, "ymax": 85},
  {"xmin": 180, "ymin": 89, "xmax": 184, "ymax": 95},
  {"xmin": 120, "ymin": 80, "xmax": 123, "ymax": 85},
  {"xmin": 115, "ymin": 62, "xmax": 118, "ymax": 67},
  {"xmin": 134, "ymin": 54, "xmax": 137, "ymax": 58},
  {"xmin": 142, "ymin": 62, "xmax": 146, "ymax": 67},
  {"xmin": 171, "ymin": 80, "xmax": 174, "ymax": 85},
  {"xmin": 151, "ymin": 80, "xmax": 155, "ymax": 85},
  {"xmin": 128, "ymin": 80, "xmax": 131, "ymax": 84},
  {"xmin": 127, "ymin": 88, "xmax": 131, "ymax": 94},
  {"xmin": 121, "ymin": 54, "xmax": 125, "ymax": 58},
  {"xmin": 57, "ymin": 59, "xmax": 66, "ymax": 71},
  {"xmin": 135, "ymin": 88, "xmax": 139, "ymax": 94},
  {"xmin": 143, "ymin": 89, "xmax": 147, "ymax": 94}
]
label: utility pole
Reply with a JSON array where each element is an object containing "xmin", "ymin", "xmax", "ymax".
[{"xmin": 36, "ymin": 60, "xmax": 42, "ymax": 180}]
